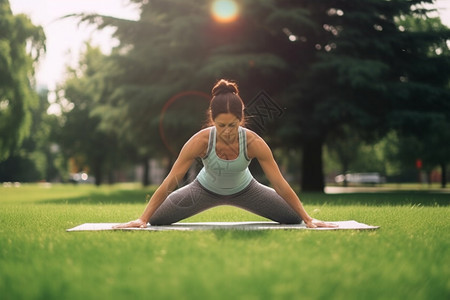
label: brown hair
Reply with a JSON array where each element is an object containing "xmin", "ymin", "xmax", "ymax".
[{"xmin": 206, "ymin": 79, "xmax": 245, "ymax": 126}]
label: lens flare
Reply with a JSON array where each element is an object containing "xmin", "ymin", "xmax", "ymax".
[{"xmin": 211, "ymin": 0, "xmax": 239, "ymax": 23}]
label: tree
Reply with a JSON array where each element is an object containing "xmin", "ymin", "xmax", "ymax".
[
  {"xmin": 0, "ymin": 87, "xmax": 62, "ymax": 182},
  {"xmin": 277, "ymin": 1, "xmax": 449, "ymax": 191},
  {"xmin": 0, "ymin": 0, "xmax": 45, "ymax": 162},
  {"xmin": 73, "ymin": 1, "xmax": 217, "ymax": 185},
  {"xmin": 391, "ymin": 14, "xmax": 450, "ymax": 188},
  {"xmin": 75, "ymin": 0, "xmax": 304, "ymax": 186},
  {"xmin": 392, "ymin": 117, "xmax": 450, "ymax": 187},
  {"xmin": 77, "ymin": 0, "xmax": 449, "ymax": 191},
  {"xmin": 325, "ymin": 12, "xmax": 450, "ymax": 188},
  {"xmin": 55, "ymin": 44, "xmax": 131, "ymax": 186},
  {"xmin": 325, "ymin": 125, "xmax": 362, "ymax": 186}
]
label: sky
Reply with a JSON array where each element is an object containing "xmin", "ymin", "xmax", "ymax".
[
  {"xmin": 9, "ymin": 0, "xmax": 450, "ymax": 92},
  {"xmin": 9, "ymin": 0, "xmax": 140, "ymax": 90}
]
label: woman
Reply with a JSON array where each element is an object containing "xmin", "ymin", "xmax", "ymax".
[{"xmin": 115, "ymin": 79, "xmax": 336, "ymax": 229}]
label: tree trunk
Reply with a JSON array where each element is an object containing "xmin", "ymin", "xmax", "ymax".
[
  {"xmin": 93, "ymin": 161, "xmax": 103, "ymax": 186},
  {"xmin": 301, "ymin": 136, "xmax": 325, "ymax": 192},
  {"xmin": 342, "ymin": 160, "xmax": 349, "ymax": 187},
  {"xmin": 107, "ymin": 170, "xmax": 115, "ymax": 185},
  {"xmin": 441, "ymin": 162, "xmax": 447, "ymax": 188},
  {"xmin": 426, "ymin": 170, "xmax": 432, "ymax": 186},
  {"xmin": 142, "ymin": 158, "xmax": 150, "ymax": 187}
]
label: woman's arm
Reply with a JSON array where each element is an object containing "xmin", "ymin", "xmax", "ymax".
[
  {"xmin": 247, "ymin": 132, "xmax": 336, "ymax": 228},
  {"xmin": 114, "ymin": 130, "xmax": 209, "ymax": 228}
]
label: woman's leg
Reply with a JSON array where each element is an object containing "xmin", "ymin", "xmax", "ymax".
[
  {"xmin": 226, "ymin": 179, "xmax": 302, "ymax": 224},
  {"xmin": 149, "ymin": 180, "xmax": 222, "ymax": 225}
]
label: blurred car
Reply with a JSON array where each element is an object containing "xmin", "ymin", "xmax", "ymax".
[{"xmin": 335, "ymin": 172, "xmax": 385, "ymax": 184}]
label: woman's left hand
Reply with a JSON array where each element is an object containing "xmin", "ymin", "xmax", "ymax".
[{"xmin": 305, "ymin": 218, "xmax": 338, "ymax": 228}]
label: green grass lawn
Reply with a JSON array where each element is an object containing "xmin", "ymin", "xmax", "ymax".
[{"xmin": 1, "ymin": 183, "xmax": 449, "ymax": 300}]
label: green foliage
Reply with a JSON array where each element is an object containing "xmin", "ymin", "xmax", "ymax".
[
  {"xmin": 0, "ymin": 0, "xmax": 45, "ymax": 162},
  {"xmin": 391, "ymin": 14, "xmax": 450, "ymax": 186},
  {"xmin": 1, "ymin": 184, "xmax": 449, "ymax": 299},
  {"xmin": 55, "ymin": 45, "xmax": 132, "ymax": 185},
  {"xmin": 325, "ymin": 129, "xmax": 400, "ymax": 179},
  {"xmin": 390, "ymin": 117, "xmax": 450, "ymax": 187},
  {"xmin": 70, "ymin": 0, "xmax": 450, "ymax": 191},
  {"xmin": 325, "ymin": 125, "xmax": 362, "ymax": 174},
  {"xmin": 0, "ymin": 86, "xmax": 62, "ymax": 182}
]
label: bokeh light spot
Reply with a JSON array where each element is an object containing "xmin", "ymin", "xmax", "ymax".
[{"xmin": 211, "ymin": 0, "xmax": 239, "ymax": 23}]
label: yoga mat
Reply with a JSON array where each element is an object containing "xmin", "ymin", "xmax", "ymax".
[{"xmin": 67, "ymin": 220, "xmax": 379, "ymax": 232}]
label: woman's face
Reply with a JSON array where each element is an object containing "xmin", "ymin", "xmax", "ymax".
[{"xmin": 214, "ymin": 113, "xmax": 240, "ymax": 142}]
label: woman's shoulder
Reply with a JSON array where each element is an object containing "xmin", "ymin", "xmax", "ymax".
[
  {"xmin": 183, "ymin": 127, "xmax": 211, "ymax": 157},
  {"xmin": 242, "ymin": 127, "xmax": 262, "ymax": 143},
  {"xmin": 195, "ymin": 127, "xmax": 213, "ymax": 140},
  {"xmin": 243, "ymin": 128, "xmax": 270, "ymax": 158}
]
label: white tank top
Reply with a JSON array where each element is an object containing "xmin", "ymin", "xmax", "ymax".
[{"xmin": 196, "ymin": 126, "xmax": 253, "ymax": 195}]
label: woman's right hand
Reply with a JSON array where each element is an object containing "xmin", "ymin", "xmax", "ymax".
[
  {"xmin": 305, "ymin": 218, "xmax": 338, "ymax": 229},
  {"xmin": 113, "ymin": 219, "xmax": 147, "ymax": 229}
]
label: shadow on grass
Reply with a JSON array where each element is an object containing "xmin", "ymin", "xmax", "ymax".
[
  {"xmin": 304, "ymin": 191, "xmax": 449, "ymax": 207},
  {"xmin": 39, "ymin": 187, "xmax": 449, "ymax": 207},
  {"xmin": 39, "ymin": 189, "xmax": 151, "ymax": 205}
]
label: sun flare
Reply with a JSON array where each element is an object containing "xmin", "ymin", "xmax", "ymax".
[{"xmin": 211, "ymin": 0, "xmax": 239, "ymax": 23}]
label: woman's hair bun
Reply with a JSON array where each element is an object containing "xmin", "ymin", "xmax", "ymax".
[{"xmin": 212, "ymin": 79, "xmax": 239, "ymax": 96}]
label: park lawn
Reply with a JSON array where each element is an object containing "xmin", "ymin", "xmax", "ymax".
[{"xmin": 0, "ymin": 184, "xmax": 449, "ymax": 300}]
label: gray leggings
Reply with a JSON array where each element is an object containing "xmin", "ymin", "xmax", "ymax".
[{"xmin": 149, "ymin": 179, "xmax": 302, "ymax": 225}]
